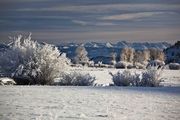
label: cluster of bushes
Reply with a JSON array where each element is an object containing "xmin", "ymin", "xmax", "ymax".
[
  {"xmin": 55, "ymin": 72, "xmax": 95, "ymax": 86},
  {"xmin": 113, "ymin": 47, "xmax": 165, "ymax": 69},
  {"xmin": 62, "ymin": 40, "xmax": 179, "ymax": 71},
  {"xmin": 72, "ymin": 42, "xmax": 175, "ymax": 71},
  {"xmin": 110, "ymin": 66, "xmax": 163, "ymax": 87}
]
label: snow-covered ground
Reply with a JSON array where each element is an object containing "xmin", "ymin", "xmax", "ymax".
[
  {"xmin": 0, "ymin": 86, "xmax": 180, "ymax": 120},
  {"xmin": 0, "ymin": 68, "xmax": 180, "ymax": 120}
]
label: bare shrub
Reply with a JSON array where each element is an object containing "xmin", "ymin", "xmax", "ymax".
[{"xmin": 57, "ymin": 72, "xmax": 95, "ymax": 86}]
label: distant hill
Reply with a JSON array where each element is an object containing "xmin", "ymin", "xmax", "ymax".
[{"xmin": 164, "ymin": 41, "xmax": 180, "ymax": 63}]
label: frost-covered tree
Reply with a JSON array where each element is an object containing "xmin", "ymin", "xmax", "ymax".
[
  {"xmin": 110, "ymin": 52, "xmax": 117, "ymax": 65},
  {"xmin": 74, "ymin": 45, "xmax": 89, "ymax": 65},
  {"xmin": 149, "ymin": 48, "xmax": 165, "ymax": 61},
  {"xmin": 0, "ymin": 34, "xmax": 70, "ymax": 85},
  {"xmin": 0, "ymin": 34, "xmax": 37, "ymax": 76},
  {"xmin": 133, "ymin": 50, "xmax": 150, "ymax": 68},
  {"xmin": 134, "ymin": 51, "xmax": 142, "ymax": 63},
  {"xmin": 158, "ymin": 51, "xmax": 165, "ymax": 61},
  {"xmin": 146, "ymin": 49, "xmax": 165, "ymax": 68},
  {"xmin": 143, "ymin": 50, "xmax": 150, "ymax": 62},
  {"xmin": 120, "ymin": 47, "xmax": 134, "ymax": 63}
]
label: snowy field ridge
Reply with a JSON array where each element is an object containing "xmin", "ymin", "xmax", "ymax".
[
  {"xmin": 0, "ymin": 86, "xmax": 180, "ymax": 120},
  {"xmin": 0, "ymin": 67, "xmax": 180, "ymax": 120}
]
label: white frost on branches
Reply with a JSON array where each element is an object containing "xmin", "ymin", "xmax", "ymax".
[
  {"xmin": 74, "ymin": 45, "xmax": 89, "ymax": 65},
  {"xmin": 0, "ymin": 34, "xmax": 70, "ymax": 85}
]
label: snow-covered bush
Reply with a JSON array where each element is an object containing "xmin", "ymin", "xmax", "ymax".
[
  {"xmin": 115, "ymin": 61, "xmax": 127, "ymax": 68},
  {"xmin": 134, "ymin": 62, "xmax": 146, "ymax": 69},
  {"xmin": 147, "ymin": 60, "xmax": 165, "ymax": 69},
  {"xmin": 110, "ymin": 67, "xmax": 163, "ymax": 87},
  {"xmin": 110, "ymin": 70, "xmax": 134, "ymax": 86},
  {"xmin": 169, "ymin": 63, "xmax": 180, "ymax": 70},
  {"xmin": 87, "ymin": 60, "xmax": 95, "ymax": 67},
  {"xmin": 99, "ymin": 64, "xmax": 110, "ymax": 68},
  {"xmin": 94, "ymin": 61, "xmax": 110, "ymax": 68},
  {"xmin": 57, "ymin": 72, "xmax": 95, "ymax": 86},
  {"xmin": 141, "ymin": 66, "xmax": 163, "ymax": 87},
  {"xmin": 115, "ymin": 61, "xmax": 133, "ymax": 69},
  {"xmin": 127, "ymin": 63, "xmax": 134, "ymax": 69},
  {"xmin": 0, "ymin": 77, "xmax": 16, "ymax": 85},
  {"xmin": 0, "ymin": 34, "xmax": 69, "ymax": 85}
]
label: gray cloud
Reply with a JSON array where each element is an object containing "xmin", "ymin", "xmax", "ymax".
[
  {"xmin": 72, "ymin": 20, "xmax": 87, "ymax": 26},
  {"xmin": 1, "ymin": 27, "xmax": 179, "ymax": 44},
  {"xmin": 100, "ymin": 12, "xmax": 175, "ymax": 21},
  {"xmin": 72, "ymin": 20, "xmax": 116, "ymax": 26},
  {"xmin": 15, "ymin": 4, "xmax": 180, "ymax": 13},
  {"xmin": 0, "ymin": 0, "xmax": 180, "ymax": 44}
]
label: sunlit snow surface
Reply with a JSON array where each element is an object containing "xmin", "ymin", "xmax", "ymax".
[
  {"xmin": 0, "ymin": 68, "xmax": 180, "ymax": 120},
  {"xmin": 0, "ymin": 86, "xmax": 180, "ymax": 120}
]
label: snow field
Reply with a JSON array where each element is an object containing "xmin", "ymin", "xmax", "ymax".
[
  {"xmin": 0, "ymin": 68, "xmax": 179, "ymax": 120},
  {"xmin": 0, "ymin": 86, "xmax": 180, "ymax": 120}
]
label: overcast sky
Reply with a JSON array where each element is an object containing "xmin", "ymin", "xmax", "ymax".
[{"xmin": 0, "ymin": 0, "xmax": 180, "ymax": 44}]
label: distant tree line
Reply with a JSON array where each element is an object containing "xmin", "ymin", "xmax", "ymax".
[{"xmin": 74, "ymin": 45, "xmax": 165, "ymax": 68}]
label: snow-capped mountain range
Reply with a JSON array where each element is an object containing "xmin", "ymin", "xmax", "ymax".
[{"xmin": 59, "ymin": 41, "xmax": 170, "ymax": 49}]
